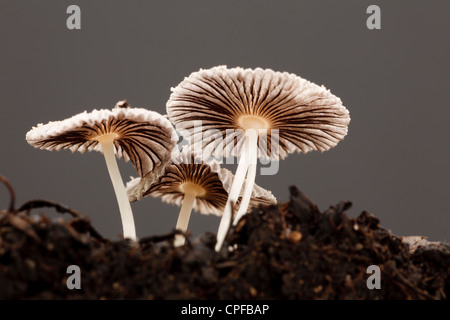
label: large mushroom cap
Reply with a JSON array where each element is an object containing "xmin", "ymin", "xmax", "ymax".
[
  {"xmin": 167, "ymin": 66, "xmax": 350, "ymax": 160},
  {"xmin": 26, "ymin": 101, "xmax": 178, "ymax": 179},
  {"xmin": 126, "ymin": 147, "xmax": 276, "ymax": 215}
]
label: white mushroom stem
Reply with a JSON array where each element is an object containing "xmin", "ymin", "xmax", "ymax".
[
  {"xmin": 215, "ymin": 129, "xmax": 258, "ymax": 252},
  {"xmin": 174, "ymin": 182, "xmax": 205, "ymax": 247},
  {"xmin": 98, "ymin": 134, "xmax": 137, "ymax": 241},
  {"xmin": 174, "ymin": 192, "xmax": 196, "ymax": 247},
  {"xmin": 233, "ymin": 148, "xmax": 258, "ymax": 225}
]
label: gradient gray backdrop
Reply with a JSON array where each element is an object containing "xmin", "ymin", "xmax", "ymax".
[{"xmin": 1, "ymin": 1, "xmax": 449, "ymax": 242}]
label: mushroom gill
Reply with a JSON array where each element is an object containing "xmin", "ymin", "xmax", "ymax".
[
  {"xmin": 26, "ymin": 101, "xmax": 177, "ymax": 241},
  {"xmin": 127, "ymin": 147, "xmax": 276, "ymax": 246},
  {"xmin": 166, "ymin": 66, "xmax": 350, "ymax": 251}
]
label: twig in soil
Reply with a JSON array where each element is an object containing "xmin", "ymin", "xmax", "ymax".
[
  {"xmin": 68, "ymin": 218, "xmax": 106, "ymax": 242},
  {"xmin": 138, "ymin": 229, "xmax": 181, "ymax": 244},
  {"xmin": 17, "ymin": 199, "xmax": 106, "ymax": 242},
  {"xmin": 17, "ymin": 199, "xmax": 83, "ymax": 218},
  {"xmin": 392, "ymin": 269, "xmax": 436, "ymax": 299},
  {"xmin": 0, "ymin": 174, "xmax": 16, "ymax": 212}
]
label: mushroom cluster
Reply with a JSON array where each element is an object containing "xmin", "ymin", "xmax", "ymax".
[
  {"xmin": 127, "ymin": 146, "xmax": 275, "ymax": 246},
  {"xmin": 167, "ymin": 66, "xmax": 350, "ymax": 250},
  {"xmin": 26, "ymin": 66, "xmax": 350, "ymax": 251},
  {"xmin": 26, "ymin": 100, "xmax": 177, "ymax": 241}
]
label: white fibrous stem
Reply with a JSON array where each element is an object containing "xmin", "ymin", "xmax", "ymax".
[
  {"xmin": 174, "ymin": 192, "xmax": 196, "ymax": 247},
  {"xmin": 233, "ymin": 134, "xmax": 258, "ymax": 225},
  {"xmin": 99, "ymin": 135, "xmax": 137, "ymax": 241},
  {"xmin": 215, "ymin": 129, "xmax": 258, "ymax": 252}
]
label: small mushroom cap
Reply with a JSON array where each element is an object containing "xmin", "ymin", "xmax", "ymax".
[
  {"xmin": 26, "ymin": 102, "xmax": 178, "ymax": 179},
  {"xmin": 126, "ymin": 147, "xmax": 276, "ymax": 216},
  {"xmin": 167, "ymin": 66, "xmax": 350, "ymax": 160}
]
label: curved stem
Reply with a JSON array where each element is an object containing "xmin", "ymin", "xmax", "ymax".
[
  {"xmin": 100, "ymin": 140, "xmax": 136, "ymax": 241},
  {"xmin": 233, "ymin": 152, "xmax": 257, "ymax": 225},
  {"xmin": 0, "ymin": 175, "xmax": 16, "ymax": 212},
  {"xmin": 215, "ymin": 138, "xmax": 249, "ymax": 252},
  {"xmin": 174, "ymin": 192, "xmax": 196, "ymax": 247},
  {"xmin": 215, "ymin": 130, "xmax": 257, "ymax": 252},
  {"xmin": 226, "ymin": 144, "xmax": 250, "ymax": 204}
]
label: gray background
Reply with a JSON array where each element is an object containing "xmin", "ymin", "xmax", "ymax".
[{"xmin": 1, "ymin": 1, "xmax": 449, "ymax": 242}]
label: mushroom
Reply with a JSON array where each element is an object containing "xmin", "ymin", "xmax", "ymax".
[
  {"xmin": 26, "ymin": 100, "xmax": 177, "ymax": 241},
  {"xmin": 166, "ymin": 66, "xmax": 350, "ymax": 251},
  {"xmin": 127, "ymin": 146, "xmax": 276, "ymax": 246}
]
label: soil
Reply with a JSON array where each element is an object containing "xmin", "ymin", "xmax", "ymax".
[{"xmin": 0, "ymin": 176, "xmax": 449, "ymax": 300}]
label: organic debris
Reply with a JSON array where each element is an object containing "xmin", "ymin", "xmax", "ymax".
[{"xmin": 0, "ymin": 176, "xmax": 448, "ymax": 299}]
